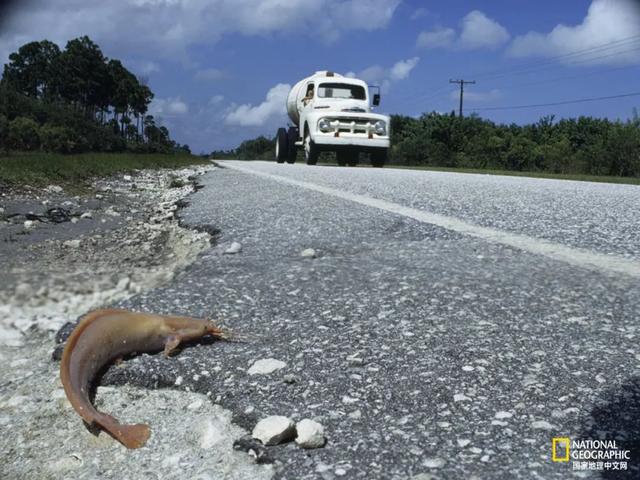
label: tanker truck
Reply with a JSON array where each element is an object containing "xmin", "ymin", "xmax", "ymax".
[{"xmin": 275, "ymin": 71, "xmax": 389, "ymax": 167}]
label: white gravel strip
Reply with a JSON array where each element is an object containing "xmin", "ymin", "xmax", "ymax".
[{"xmin": 219, "ymin": 161, "xmax": 640, "ymax": 279}]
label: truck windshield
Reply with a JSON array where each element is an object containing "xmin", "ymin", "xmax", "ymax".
[{"xmin": 317, "ymin": 83, "xmax": 366, "ymax": 100}]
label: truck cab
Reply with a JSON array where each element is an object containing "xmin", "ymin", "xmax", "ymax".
[{"xmin": 276, "ymin": 71, "xmax": 390, "ymax": 167}]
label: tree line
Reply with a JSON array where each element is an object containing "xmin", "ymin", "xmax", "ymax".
[
  {"xmin": 0, "ymin": 37, "xmax": 189, "ymax": 154},
  {"xmin": 390, "ymin": 111, "xmax": 640, "ymax": 177},
  {"xmin": 215, "ymin": 111, "xmax": 640, "ymax": 178}
]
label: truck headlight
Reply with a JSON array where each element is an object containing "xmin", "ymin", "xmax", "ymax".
[
  {"xmin": 318, "ymin": 118, "xmax": 332, "ymax": 133},
  {"xmin": 374, "ymin": 120, "xmax": 386, "ymax": 136}
]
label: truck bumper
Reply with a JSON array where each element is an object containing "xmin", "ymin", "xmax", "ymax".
[{"xmin": 312, "ymin": 134, "xmax": 389, "ymax": 150}]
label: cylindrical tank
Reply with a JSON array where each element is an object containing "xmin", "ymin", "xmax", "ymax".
[{"xmin": 286, "ymin": 71, "xmax": 343, "ymax": 126}]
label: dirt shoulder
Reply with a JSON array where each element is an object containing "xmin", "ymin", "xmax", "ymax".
[{"xmin": 0, "ymin": 164, "xmax": 274, "ymax": 479}]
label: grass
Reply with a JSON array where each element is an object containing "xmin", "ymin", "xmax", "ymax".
[
  {"xmin": 0, "ymin": 152, "xmax": 209, "ymax": 191},
  {"xmin": 381, "ymin": 164, "xmax": 640, "ymax": 185},
  {"xmin": 230, "ymin": 153, "xmax": 639, "ymax": 185}
]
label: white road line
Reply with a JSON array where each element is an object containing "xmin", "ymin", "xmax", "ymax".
[{"xmin": 219, "ymin": 161, "xmax": 640, "ymax": 278}]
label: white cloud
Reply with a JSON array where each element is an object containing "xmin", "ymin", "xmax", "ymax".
[
  {"xmin": 129, "ymin": 60, "xmax": 160, "ymax": 75},
  {"xmin": 209, "ymin": 95, "xmax": 225, "ymax": 105},
  {"xmin": 508, "ymin": 0, "xmax": 640, "ymax": 65},
  {"xmin": 416, "ymin": 10, "xmax": 509, "ymax": 51},
  {"xmin": 195, "ymin": 68, "xmax": 224, "ymax": 81},
  {"xmin": 353, "ymin": 57, "xmax": 420, "ymax": 93},
  {"xmin": 416, "ymin": 27, "xmax": 455, "ymax": 49},
  {"xmin": 224, "ymin": 83, "xmax": 291, "ymax": 127},
  {"xmin": 389, "ymin": 57, "xmax": 420, "ymax": 81},
  {"xmin": 150, "ymin": 97, "xmax": 189, "ymax": 117},
  {"xmin": 458, "ymin": 11, "xmax": 510, "ymax": 50},
  {"xmin": 410, "ymin": 8, "xmax": 429, "ymax": 21},
  {"xmin": 0, "ymin": 0, "xmax": 401, "ymax": 62},
  {"xmin": 449, "ymin": 88, "xmax": 501, "ymax": 104}
]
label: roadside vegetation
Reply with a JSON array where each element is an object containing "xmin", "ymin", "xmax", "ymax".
[
  {"xmin": 0, "ymin": 152, "xmax": 206, "ymax": 190},
  {"xmin": 0, "ymin": 36, "xmax": 189, "ymax": 155},
  {"xmin": 218, "ymin": 111, "xmax": 640, "ymax": 183},
  {"xmin": 0, "ymin": 37, "xmax": 202, "ymax": 188},
  {"xmin": 390, "ymin": 112, "xmax": 640, "ymax": 179}
]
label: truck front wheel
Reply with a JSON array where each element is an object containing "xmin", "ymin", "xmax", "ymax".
[
  {"xmin": 304, "ymin": 131, "xmax": 318, "ymax": 165},
  {"xmin": 275, "ymin": 128, "xmax": 288, "ymax": 163},
  {"xmin": 371, "ymin": 149, "xmax": 387, "ymax": 168}
]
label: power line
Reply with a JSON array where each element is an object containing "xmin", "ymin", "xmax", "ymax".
[
  {"xmin": 390, "ymin": 35, "xmax": 640, "ymax": 112},
  {"xmin": 487, "ymin": 64, "xmax": 639, "ymax": 91},
  {"xmin": 471, "ymin": 34, "xmax": 640, "ymax": 80},
  {"xmin": 467, "ymin": 91, "xmax": 640, "ymax": 112},
  {"xmin": 480, "ymin": 45, "xmax": 640, "ymax": 81}
]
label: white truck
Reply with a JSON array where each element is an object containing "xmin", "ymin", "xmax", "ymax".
[{"xmin": 275, "ymin": 71, "xmax": 390, "ymax": 167}]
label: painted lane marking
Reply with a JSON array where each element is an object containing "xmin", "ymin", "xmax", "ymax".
[{"xmin": 218, "ymin": 161, "xmax": 640, "ymax": 278}]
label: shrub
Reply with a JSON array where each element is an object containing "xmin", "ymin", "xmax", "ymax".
[
  {"xmin": 7, "ymin": 116, "xmax": 40, "ymax": 150},
  {"xmin": 0, "ymin": 114, "xmax": 8, "ymax": 152},
  {"xmin": 39, "ymin": 124, "xmax": 78, "ymax": 153}
]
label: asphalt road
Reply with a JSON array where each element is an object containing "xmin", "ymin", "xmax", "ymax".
[{"xmin": 94, "ymin": 161, "xmax": 640, "ymax": 479}]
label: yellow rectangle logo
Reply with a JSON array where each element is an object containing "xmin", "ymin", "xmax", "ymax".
[{"xmin": 552, "ymin": 437, "xmax": 570, "ymax": 462}]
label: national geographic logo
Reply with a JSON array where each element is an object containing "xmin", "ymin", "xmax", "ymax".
[
  {"xmin": 552, "ymin": 437, "xmax": 570, "ymax": 462},
  {"xmin": 552, "ymin": 437, "xmax": 631, "ymax": 472}
]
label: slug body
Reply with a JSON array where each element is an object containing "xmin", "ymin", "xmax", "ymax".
[{"xmin": 60, "ymin": 308, "xmax": 225, "ymax": 449}]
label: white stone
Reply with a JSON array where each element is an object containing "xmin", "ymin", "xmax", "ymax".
[
  {"xmin": 422, "ymin": 457, "xmax": 446, "ymax": 468},
  {"xmin": 457, "ymin": 439, "xmax": 471, "ymax": 448},
  {"xmin": 24, "ymin": 220, "xmax": 35, "ymax": 229},
  {"xmin": 63, "ymin": 239, "xmax": 81, "ymax": 249},
  {"xmin": 494, "ymin": 411, "xmax": 513, "ymax": 419},
  {"xmin": 80, "ymin": 212, "xmax": 92, "ymax": 219},
  {"xmin": 247, "ymin": 358, "xmax": 286, "ymax": 375},
  {"xmin": 462, "ymin": 365, "xmax": 474, "ymax": 372},
  {"xmin": 252, "ymin": 416, "xmax": 295, "ymax": 446},
  {"xmin": 14, "ymin": 283, "xmax": 33, "ymax": 300},
  {"xmin": 46, "ymin": 185, "xmax": 63, "ymax": 194},
  {"xmin": 531, "ymin": 420, "xmax": 555, "ymax": 430},
  {"xmin": 123, "ymin": 175, "xmax": 133, "ymax": 181},
  {"xmin": 224, "ymin": 242, "xmax": 242, "ymax": 254},
  {"xmin": 453, "ymin": 393, "xmax": 471, "ymax": 402},
  {"xmin": 335, "ymin": 468, "xmax": 346, "ymax": 476},
  {"xmin": 295, "ymin": 419, "xmax": 325, "ymax": 449},
  {"xmin": 197, "ymin": 418, "xmax": 225, "ymax": 448},
  {"xmin": 300, "ymin": 248, "xmax": 317, "ymax": 258}
]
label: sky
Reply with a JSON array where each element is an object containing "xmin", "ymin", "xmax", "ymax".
[{"xmin": 1, "ymin": 0, "xmax": 639, "ymax": 154}]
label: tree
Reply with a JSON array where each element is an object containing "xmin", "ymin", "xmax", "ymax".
[
  {"xmin": 55, "ymin": 36, "xmax": 111, "ymax": 115},
  {"xmin": 2, "ymin": 40, "xmax": 61, "ymax": 98}
]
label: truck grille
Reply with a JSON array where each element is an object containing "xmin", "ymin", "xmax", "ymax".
[{"xmin": 326, "ymin": 118, "xmax": 375, "ymax": 135}]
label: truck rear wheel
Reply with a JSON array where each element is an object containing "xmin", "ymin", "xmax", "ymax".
[
  {"xmin": 371, "ymin": 149, "xmax": 387, "ymax": 168},
  {"xmin": 275, "ymin": 128, "xmax": 288, "ymax": 163},
  {"xmin": 286, "ymin": 127, "xmax": 298, "ymax": 164},
  {"xmin": 304, "ymin": 130, "xmax": 318, "ymax": 165}
]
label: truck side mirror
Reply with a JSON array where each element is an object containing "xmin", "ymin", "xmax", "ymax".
[{"xmin": 373, "ymin": 93, "xmax": 380, "ymax": 106}]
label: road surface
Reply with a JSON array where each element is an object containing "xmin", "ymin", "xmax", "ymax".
[{"xmin": 107, "ymin": 161, "xmax": 640, "ymax": 479}]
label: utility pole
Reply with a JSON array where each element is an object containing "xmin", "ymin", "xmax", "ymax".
[{"xmin": 449, "ymin": 79, "xmax": 476, "ymax": 117}]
